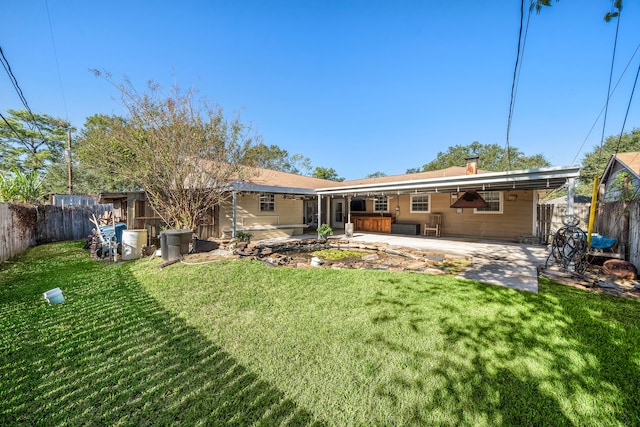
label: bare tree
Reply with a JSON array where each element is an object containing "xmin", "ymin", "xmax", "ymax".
[{"xmin": 90, "ymin": 70, "xmax": 259, "ymax": 231}]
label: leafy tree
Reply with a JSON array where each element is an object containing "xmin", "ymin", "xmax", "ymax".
[
  {"xmin": 529, "ymin": 0, "xmax": 557, "ymax": 12},
  {"xmin": 243, "ymin": 143, "xmax": 312, "ymax": 175},
  {"xmin": 70, "ymin": 114, "xmax": 140, "ymax": 194},
  {"xmin": 411, "ymin": 141, "xmax": 550, "ymax": 173},
  {"xmin": 0, "ymin": 109, "xmax": 73, "ymax": 175},
  {"xmin": 366, "ymin": 171, "xmax": 387, "ymax": 178},
  {"xmin": 89, "ymin": 71, "xmax": 259, "ymax": 231},
  {"xmin": 312, "ymin": 166, "xmax": 344, "ymax": 182},
  {"xmin": 577, "ymin": 128, "xmax": 640, "ymax": 195},
  {"xmin": 529, "ymin": 0, "xmax": 623, "ymax": 20}
]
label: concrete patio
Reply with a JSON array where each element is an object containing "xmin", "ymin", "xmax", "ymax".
[{"xmin": 332, "ymin": 232, "xmax": 550, "ymax": 293}]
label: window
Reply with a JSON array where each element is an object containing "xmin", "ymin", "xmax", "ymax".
[
  {"xmin": 260, "ymin": 194, "xmax": 275, "ymax": 212},
  {"xmin": 374, "ymin": 196, "xmax": 388, "ymax": 212},
  {"xmin": 410, "ymin": 195, "xmax": 431, "ymax": 213},
  {"xmin": 475, "ymin": 191, "xmax": 502, "ymax": 214}
]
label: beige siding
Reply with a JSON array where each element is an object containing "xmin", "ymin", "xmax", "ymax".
[
  {"xmin": 219, "ymin": 193, "xmax": 306, "ymax": 239},
  {"xmin": 390, "ymin": 191, "xmax": 534, "ymax": 241}
]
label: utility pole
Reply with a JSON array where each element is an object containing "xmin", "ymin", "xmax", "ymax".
[{"xmin": 66, "ymin": 130, "xmax": 73, "ymax": 194}]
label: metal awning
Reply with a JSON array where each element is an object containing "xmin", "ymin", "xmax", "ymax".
[
  {"xmin": 230, "ymin": 181, "xmax": 318, "ymax": 195},
  {"xmin": 315, "ymin": 165, "xmax": 580, "ymax": 196}
]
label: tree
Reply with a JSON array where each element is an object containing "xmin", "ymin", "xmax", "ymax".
[
  {"xmin": 312, "ymin": 166, "xmax": 344, "ymax": 182},
  {"xmin": 366, "ymin": 171, "xmax": 387, "ymax": 178},
  {"xmin": 71, "ymin": 114, "xmax": 140, "ymax": 194},
  {"xmin": 529, "ymin": 0, "xmax": 623, "ymax": 20},
  {"xmin": 410, "ymin": 141, "xmax": 550, "ymax": 173},
  {"xmin": 89, "ymin": 71, "xmax": 259, "ymax": 231},
  {"xmin": 577, "ymin": 128, "xmax": 640, "ymax": 195},
  {"xmin": 243, "ymin": 143, "xmax": 312, "ymax": 175},
  {"xmin": 0, "ymin": 109, "xmax": 72, "ymax": 175}
]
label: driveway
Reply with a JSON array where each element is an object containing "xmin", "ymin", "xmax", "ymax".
[{"xmin": 338, "ymin": 232, "xmax": 550, "ymax": 293}]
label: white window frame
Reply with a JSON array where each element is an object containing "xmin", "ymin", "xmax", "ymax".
[
  {"xmin": 410, "ymin": 194, "xmax": 431, "ymax": 213},
  {"xmin": 373, "ymin": 196, "xmax": 388, "ymax": 213},
  {"xmin": 259, "ymin": 194, "xmax": 275, "ymax": 212},
  {"xmin": 474, "ymin": 191, "xmax": 503, "ymax": 214}
]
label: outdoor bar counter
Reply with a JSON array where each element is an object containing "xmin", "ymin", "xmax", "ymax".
[{"xmin": 352, "ymin": 214, "xmax": 392, "ymax": 233}]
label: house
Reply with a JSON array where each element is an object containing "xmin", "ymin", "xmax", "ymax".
[
  {"xmin": 219, "ymin": 169, "xmax": 338, "ymax": 240},
  {"xmin": 100, "ymin": 158, "xmax": 581, "ymax": 244},
  {"xmin": 98, "ymin": 170, "xmax": 338, "ymax": 243},
  {"xmin": 314, "ymin": 157, "xmax": 580, "ymax": 242},
  {"xmin": 600, "ymin": 152, "xmax": 640, "ymax": 202},
  {"xmin": 595, "ymin": 152, "xmax": 640, "ymax": 266}
]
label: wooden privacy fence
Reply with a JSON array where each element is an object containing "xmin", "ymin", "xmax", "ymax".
[
  {"xmin": 0, "ymin": 203, "xmax": 35, "ymax": 264},
  {"xmin": 594, "ymin": 199, "xmax": 640, "ymax": 270},
  {"xmin": 1, "ymin": 202, "xmax": 112, "ymax": 263},
  {"xmin": 35, "ymin": 204, "xmax": 113, "ymax": 243}
]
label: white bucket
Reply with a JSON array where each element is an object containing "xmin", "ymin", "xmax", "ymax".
[
  {"xmin": 43, "ymin": 288, "xmax": 65, "ymax": 304},
  {"xmin": 122, "ymin": 229, "xmax": 148, "ymax": 260},
  {"xmin": 310, "ymin": 256, "xmax": 324, "ymax": 267}
]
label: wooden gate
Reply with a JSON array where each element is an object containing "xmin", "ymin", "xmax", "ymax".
[{"xmin": 536, "ymin": 204, "xmax": 554, "ymax": 244}]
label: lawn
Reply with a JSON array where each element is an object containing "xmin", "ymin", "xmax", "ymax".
[{"xmin": 2, "ymin": 241, "xmax": 640, "ymax": 426}]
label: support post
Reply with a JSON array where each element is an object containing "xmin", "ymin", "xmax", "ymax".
[
  {"xmin": 317, "ymin": 195, "xmax": 322, "ymax": 239},
  {"xmin": 232, "ymin": 191, "xmax": 237, "ymax": 239},
  {"xmin": 586, "ymin": 175, "xmax": 600, "ymax": 249},
  {"xmin": 566, "ymin": 178, "xmax": 575, "ymax": 219},
  {"xmin": 67, "ymin": 130, "xmax": 73, "ymax": 194},
  {"xmin": 345, "ymin": 195, "xmax": 353, "ymax": 238}
]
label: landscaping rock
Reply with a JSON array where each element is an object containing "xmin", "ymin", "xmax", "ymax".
[{"xmin": 181, "ymin": 237, "xmax": 470, "ymax": 276}]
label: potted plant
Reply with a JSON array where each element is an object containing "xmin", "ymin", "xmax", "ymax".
[
  {"xmin": 317, "ymin": 223, "xmax": 333, "ymax": 241},
  {"xmin": 236, "ymin": 230, "xmax": 253, "ymax": 243}
]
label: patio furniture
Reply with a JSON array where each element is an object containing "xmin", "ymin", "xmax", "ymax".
[
  {"xmin": 423, "ymin": 213, "xmax": 441, "ymax": 237},
  {"xmin": 391, "ymin": 223, "xmax": 421, "ymax": 235}
]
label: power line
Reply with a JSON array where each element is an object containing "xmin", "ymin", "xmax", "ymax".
[
  {"xmin": 612, "ymin": 61, "xmax": 640, "ymax": 160},
  {"xmin": 505, "ymin": 0, "xmax": 532, "ymax": 171},
  {"xmin": 0, "ymin": 111, "xmax": 28, "ymax": 146},
  {"xmin": 570, "ymin": 42, "xmax": 640, "ymax": 165},
  {"xmin": 0, "ymin": 45, "xmax": 48, "ymax": 142},
  {"xmin": 596, "ymin": 4, "xmax": 622, "ymax": 168},
  {"xmin": 0, "ymin": 47, "xmax": 32, "ymax": 113},
  {"xmin": 45, "ymin": 0, "xmax": 69, "ymax": 120}
]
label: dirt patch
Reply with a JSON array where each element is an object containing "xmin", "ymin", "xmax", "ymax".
[{"xmin": 539, "ymin": 264, "xmax": 640, "ymax": 300}]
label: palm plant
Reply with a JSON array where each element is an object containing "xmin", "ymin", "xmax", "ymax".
[{"xmin": 0, "ymin": 169, "xmax": 45, "ymax": 204}]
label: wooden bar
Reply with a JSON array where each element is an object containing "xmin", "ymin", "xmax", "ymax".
[{"xmin": 353, "ymin": 215, "xmax": 392, "ymax": 233}]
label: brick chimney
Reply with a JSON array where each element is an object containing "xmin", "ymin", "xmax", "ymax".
[{"xmin": 465, "ymin": 156, "xmax": 479, "ymax": 175}]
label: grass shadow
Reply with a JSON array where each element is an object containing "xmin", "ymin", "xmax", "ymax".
[
  {"xmin": 363, "ymin": 273, "xmax": 640, "ymax": 425},
  {"xmin": 0, "ymin": 242, "xmax": 324, "ymax": 426}
]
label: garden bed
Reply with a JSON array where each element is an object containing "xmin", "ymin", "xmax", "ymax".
[{"xmin": 183, "ymin": 238, "xmax": 471, "ymax": 275}]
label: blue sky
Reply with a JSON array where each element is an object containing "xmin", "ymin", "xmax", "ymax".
[{"xmin": 1, "ymin": 0, "xmax": 639, "ymax": 180}]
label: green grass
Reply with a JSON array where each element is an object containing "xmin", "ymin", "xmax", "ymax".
[{"xmin": 2, "ymin": 242, "xmax": 640, "ymax": 426}]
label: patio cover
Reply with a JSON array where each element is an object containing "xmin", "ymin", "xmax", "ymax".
[{"xmin": 315, "ymin": 165, "xmax": 581, "ymax": 196}]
